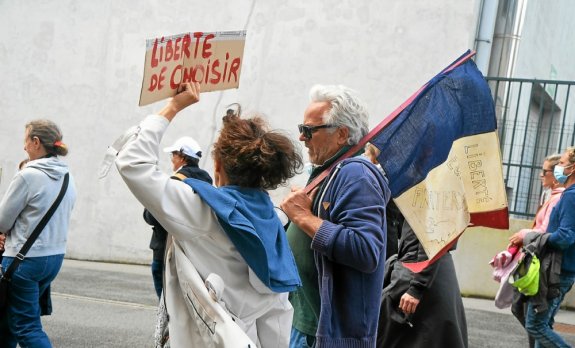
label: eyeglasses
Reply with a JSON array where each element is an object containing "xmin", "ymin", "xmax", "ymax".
[{"xmin": 298, "ymin": 124, "xmax": 337, "ymax": 140}]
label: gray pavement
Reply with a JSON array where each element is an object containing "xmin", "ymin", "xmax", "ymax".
[
  {"xmin": 35, "ymin": 259, "xmax": 575, "ymax": 347},
  {"xmin": 43, "ymin": 260, "xmax": 158, "ymax": 347},
  {"xmin": 464, "ymin": 297, "xmax": 575, "ymax": 347}
]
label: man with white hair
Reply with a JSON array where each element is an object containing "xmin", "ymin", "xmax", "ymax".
[{"xmin": 281, "ymin": 85, "xmax": 389, "ymax": 348}]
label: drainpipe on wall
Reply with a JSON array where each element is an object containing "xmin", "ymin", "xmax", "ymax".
[
  {"xmin": 474, "ymin": 0, "xmax": 500, "ymax": 76},
  {"xmin": 482, "ymin": 0, "xmax": 529, "ymax": 212},
  {"xmin": 488, "ymin": 0, "xmax": 529, "ymax": 78}
]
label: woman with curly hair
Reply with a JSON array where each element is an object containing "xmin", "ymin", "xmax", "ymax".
[{"xmin": 115, "ymin": 82, "xmax": 303, "ymax": 347}]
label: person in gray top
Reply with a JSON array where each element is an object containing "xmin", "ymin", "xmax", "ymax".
[{"xmin": 0, "ymin": 119, "xmax": 76, "ymax": 348}]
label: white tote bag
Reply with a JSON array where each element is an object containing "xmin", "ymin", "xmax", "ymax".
[{"xmin": 172, "ymin": 240, "xmax": 256, "ymax": 348}]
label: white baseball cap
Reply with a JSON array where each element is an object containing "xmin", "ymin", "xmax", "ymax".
[{"xmin": 163, "ymin": 136, "xmax": 203, "ymax": 159}]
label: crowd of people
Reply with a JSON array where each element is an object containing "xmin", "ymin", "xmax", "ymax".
[{"xmin": 1, "ymin": 81, "xmax": 575, "ymax": 348}]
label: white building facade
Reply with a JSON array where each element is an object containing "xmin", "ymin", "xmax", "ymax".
[{"xmin": 1, "ymin": 0, "xmax": 573, "ymax": 264}]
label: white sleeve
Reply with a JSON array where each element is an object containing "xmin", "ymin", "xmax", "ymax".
[{"xmin": 115, "ymin": 115, "xmax": 218, "ymax": 240}]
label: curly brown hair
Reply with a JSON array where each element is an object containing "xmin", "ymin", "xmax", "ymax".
[{"xmin": 212, "ymin": 111, "xmax": 303, "ymax": 190}]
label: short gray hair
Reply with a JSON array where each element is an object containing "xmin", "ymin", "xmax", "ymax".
[{"xmin": 309, "ymin": 84, "xmax": 370, "ymax": 145}]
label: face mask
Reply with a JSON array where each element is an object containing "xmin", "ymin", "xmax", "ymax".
[{"xmin": 554, "ymin": 164, "xmax": 573, "ymax": 184}]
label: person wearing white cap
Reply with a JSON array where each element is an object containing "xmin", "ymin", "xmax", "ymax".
[
  {"xmin": 163, "ymin": 137, "xmax": 203, "ymax": 174},
  {"xmin": 144, "ymin": 136, "xmax": 212, "ymax": 299}
]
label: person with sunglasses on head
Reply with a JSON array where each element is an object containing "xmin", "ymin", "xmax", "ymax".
[
  {"xmin": 115, "ymin": 82, "xmax": 302, "ymax": 347},
  {"xmin": 517, "ymin": 146, "xmax": 575, "ymax": 348},
  {"xmin": 509, "ymin": 154, "xmax": 565, "ymax": 247},
  {"xmin": 281, "ymin": 85, "xmax": 389, "ymax": 348},
  {"xmin": 142, "ymin": 136, "xmax": 212, "ymax": 300}
]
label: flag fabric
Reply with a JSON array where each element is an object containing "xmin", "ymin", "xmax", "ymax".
[
  {"xmin": 305, "ymin": 50, "xmax": 509, "ymax": 272},
  {"xmin": 370, "ymin": 53, "xmax": 508, "ymax": 272}
]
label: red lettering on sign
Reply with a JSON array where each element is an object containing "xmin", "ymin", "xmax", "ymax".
[
  {"xmin": 204, "ymin": 60, "xmax": 210, "ymax": 84},
  {"xmin": 148, "ymin": 74, "xmax": 159, "ymax": 91},
  {"xmin": 157, "ymin": 66, "xmax": 167, "ymax": 90},
  {"xmin": 151, "ymin": 38, "xmax": 165, "ymax": 68},
  {"xmin": 165, "ymin": 39, "xmax": 173, "ymax": 62},
  {"xmin": 182, "ymin": 34, "xmax": 191, "ymax": 59},
  {"xmin": 192, "ymin": 32, "xmax": 203, "ymax": 59},
  {"xmin": 170, "ymin": 65, "xmax": 183, "ymax": 90},
  {"xmin": 193, "ymin": 64, "xmax": 205, "ymax": 83},
  {"xmin": 222, "ymin": 53, "xmax": 229, "ymax": 83},
  {"xmin": 210, "ymin": 60, "xmax": 221, "ymax": 84},
  {"xmin": 228, "ymin": 57, "xmax": 241, "ymax": 83},
  {"xmin": 181, "ymin": 66, "xmax": 192, "ymax": 84},
  {"xmin": 173, "ymin": 37, "xmax": 182, "ymax": 61},
  {"xmin": 202, "ymin": 34, "xmax": 214, "ymax": 58},
  {"xmin": 147, "ymin": 66, "xmax": 167, "ymax": 91}
]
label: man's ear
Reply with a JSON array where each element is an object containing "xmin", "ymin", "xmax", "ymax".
[{"xmin": 337, "ymin": 127, "xmax": 350, "ymax": 146}]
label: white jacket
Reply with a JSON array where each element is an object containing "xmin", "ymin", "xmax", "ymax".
[{"xmin": 115, "ymin": 115, "xmax": 293, "ymax": 347}]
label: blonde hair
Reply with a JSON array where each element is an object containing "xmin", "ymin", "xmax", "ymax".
[
  {"xmin": 365, "ymin": 143, "xmax": 380, "ymax": 164},
  {"xmin": 567, "ymin": 147, "xmax": 575, "ymax": 165}
]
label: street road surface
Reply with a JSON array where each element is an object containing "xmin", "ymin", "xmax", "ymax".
[{"xmin": 39, "ymin": 259, "xmax": 575, "ymax": 347}]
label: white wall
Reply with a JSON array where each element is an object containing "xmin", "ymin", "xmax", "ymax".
[
  {"xmin": 514, "ymin": 0, "xmax": 575, "ymax": 80},
  {"xmin": 0, "ymin": 0, "xmax": 480, "ymax": 264}
]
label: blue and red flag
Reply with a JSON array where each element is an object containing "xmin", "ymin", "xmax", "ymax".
[{"xmin": 305, "ymin": 50, "xmax": 509, "ymax": 272}]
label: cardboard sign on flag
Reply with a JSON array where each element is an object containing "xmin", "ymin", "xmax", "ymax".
[
  {"xmin": 139, "ymin": 30, "xmax": 247, "ymax": 106},
  {"xmin": 393, "ymin": 132, "xmax": 508, "ymax": 271}
]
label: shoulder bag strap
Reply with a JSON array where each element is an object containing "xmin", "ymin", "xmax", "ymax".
[{"xmin": 2, "ymin": 172, "xmax": 70, "ymax": 280}]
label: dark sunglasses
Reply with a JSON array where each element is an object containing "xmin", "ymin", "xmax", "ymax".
[{"xmin": 298, "ymin": 124, "xmax": 337, "ymax": 140}]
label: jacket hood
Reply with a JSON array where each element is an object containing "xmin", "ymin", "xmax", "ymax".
[{"xmin": 26, "ymin": 157, "xmax": 69, "ymax": 180}]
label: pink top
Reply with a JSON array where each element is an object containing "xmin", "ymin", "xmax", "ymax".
[
  {"xmin": 517, "ymin": 187, "xmax": 565, "ymax": 239},
  {"xmin": 534, "ymin": 187, "xmax": 565, "ymax": 231}
]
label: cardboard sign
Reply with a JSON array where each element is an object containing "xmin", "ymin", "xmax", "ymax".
[
  {"xmin": 395, "ymin": 132, "xmax": 507, "ymax": 259},
  {"xmin": 139, "ymin": 30, "xmax": 247, "ymax": 106}
]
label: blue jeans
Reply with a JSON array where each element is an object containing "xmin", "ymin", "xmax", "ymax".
[
  {"xmin": 525, "ymin": 274, "xmax": 575, "ymax": 348},
  {"xmin": 1, "ymin": 254, "xmax": 64, "ymax": 348},
  {"xmin": 151, "ymin": 259, "xmax": 164, "ymax": 299},
  {"xmin": 289, "ymin": 327, "xmax": 316, "ymax": 348}
]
